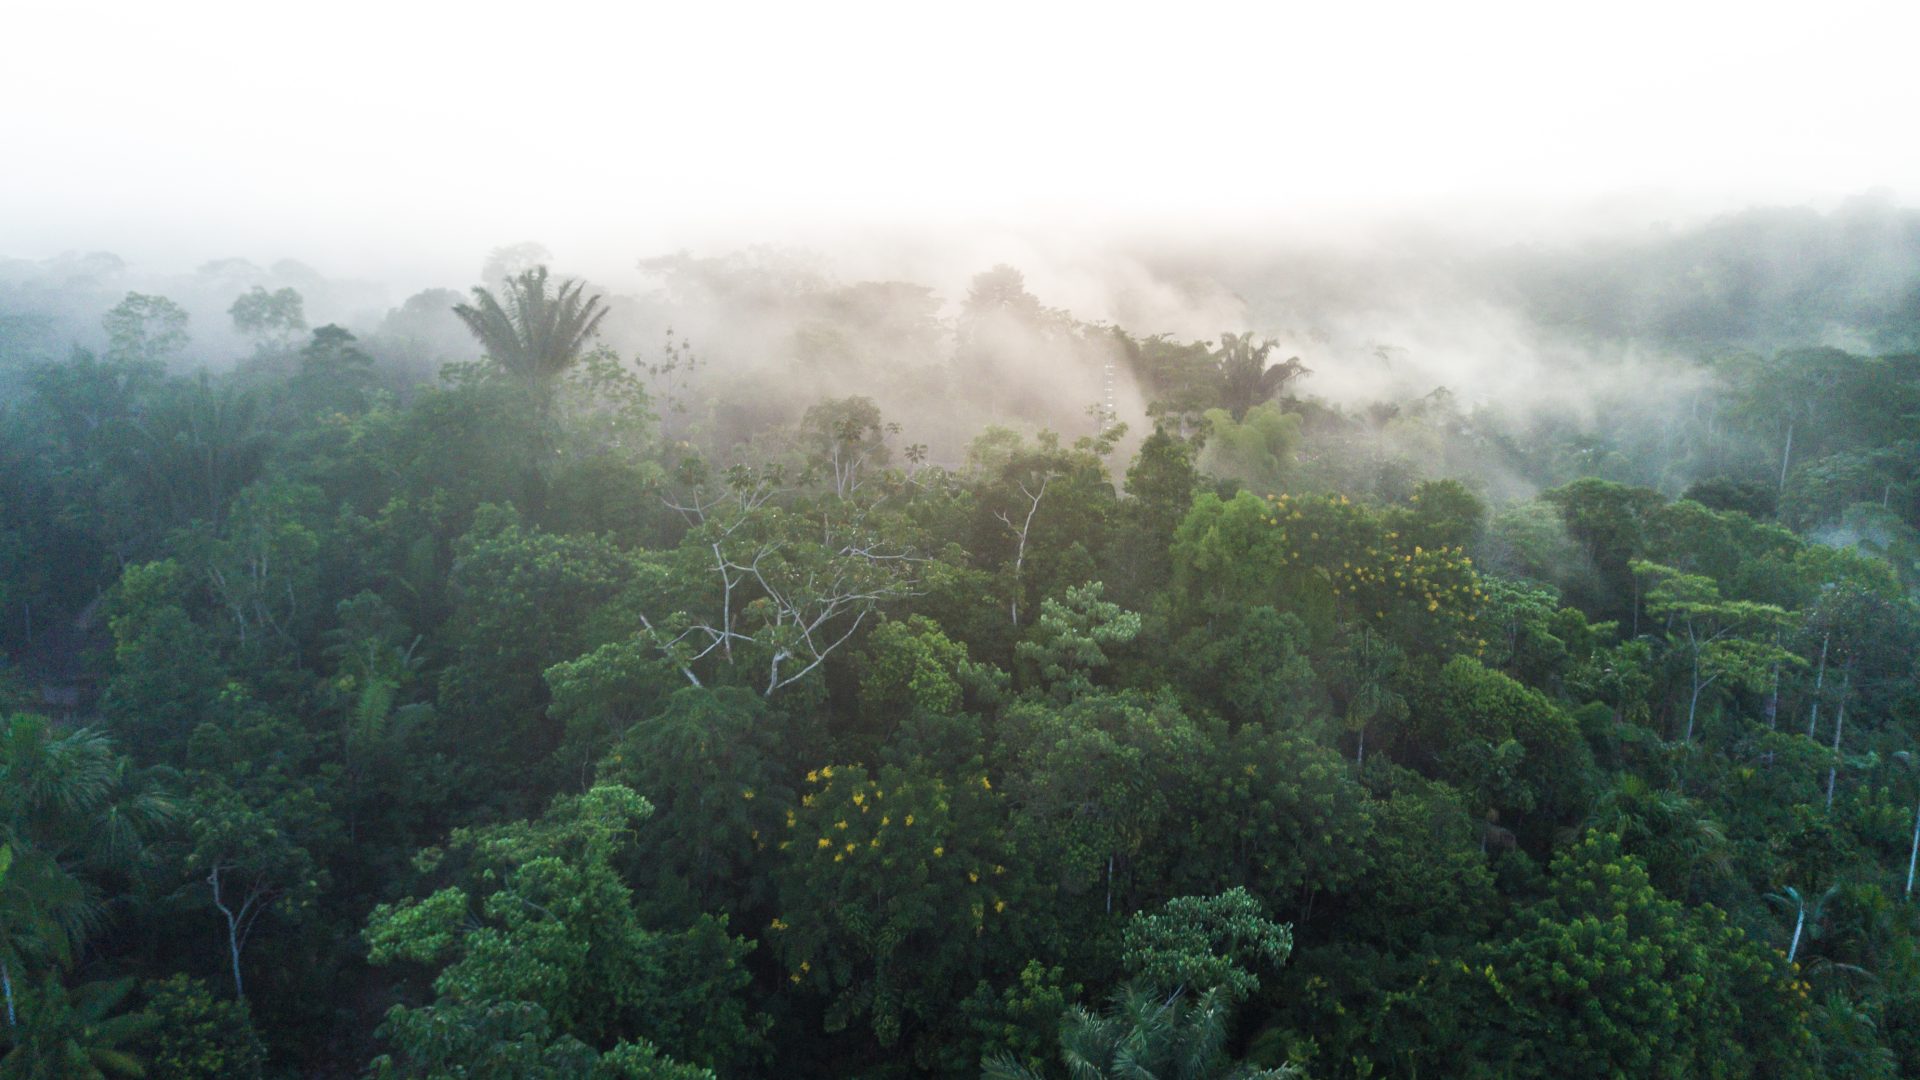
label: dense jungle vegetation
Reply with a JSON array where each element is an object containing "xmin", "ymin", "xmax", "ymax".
[{"xmin": 3, "ymin": 205, "xmax": 1920, "ymax": 1078}]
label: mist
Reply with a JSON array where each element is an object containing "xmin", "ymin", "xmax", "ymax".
[{"xmin": 13, "ymin": 7, "xmax": 1920, "ymax": 1075}]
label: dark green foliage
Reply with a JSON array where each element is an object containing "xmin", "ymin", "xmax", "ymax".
[
  {"xmin": 453, "ymin": 267, "xmax": 609, "ymax": 386},
  {"xmin": 365, "ymin": 785, "xmax": 753, "ymax": 1076},
  {"xmin": 0, "ymin": 976, "xmax": 155, "ymax": 1080},
  {"xmin": 7, "ymin": 252, "xmax": 1920, "ymax": 1080},
  {"xmin": 132, "ymin": 975, "xmax": 265, "ymax": 1080}
]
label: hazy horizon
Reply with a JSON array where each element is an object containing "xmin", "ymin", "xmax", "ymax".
[{"xmin": 7, "ymin": 1, "xmax": 1919, "ymax": 289}]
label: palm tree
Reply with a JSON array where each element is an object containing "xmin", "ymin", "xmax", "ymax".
[
  {"xmin": 1768, "ymin": 883, "xmax": 1844, "ymax": 965},
  {"xmin": 1585, "ymin": 775, "xmax": 1730, "ymax": 898},
  {"xmin": 0, "ymin": 975, "xmax": 155, "ymax": 1079},
  {"xmin": 1215, "ymin": 333, "xmax": 1308, "ymax": 421},
  {"xmin": 0, "ymin": 716, "xmax": 169, "ymax": 1029},
  {"xmin": 452, "ymin": 266, "xmax": 609, "ymax": 385},
  {"xmin": 118, "ymin": 375, "xmax": 272, "ymax": 533}
]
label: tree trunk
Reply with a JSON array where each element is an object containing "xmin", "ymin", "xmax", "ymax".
[
  {"xmin": 1685, "ymin": 657, "xmax": 1704, "ymax": 744},
  {"xmin": 1765, "ymin": 646, "xmax": 1781, "ymax": 729},
  {"xmin": 1788, "ymin": 905, "xmax": 1806, "ymax": 964},
  {"xmin": 1825, "ymin": 686, "xmax": 1849, "ymax": 812},
  {"xmin": 2, "ymin": 958, "xmax": 13, "ymax": 1028},
  {"xmin": 1806, "ymin": 633, "xmax": 1829, "ymax": 738},
  {"xmin": 1906, "ymin": 798, "xmax": 1920, "ymax": 901},
  {"xmin": 1779, "ymin": 418, "xmax": 1794, "ymax": 491},
  {"xmin": 227, "ymin": 911, "xmax": 246, "ymax": 1003}
]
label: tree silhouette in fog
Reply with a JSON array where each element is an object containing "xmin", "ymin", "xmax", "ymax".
[
  {"xmin": 453, "ymin": 266, "xmax": 608, "ymax": 385},
  {"xmin": 1216, "ymin": 332, "xmax": 1307, "ymax": 420}
]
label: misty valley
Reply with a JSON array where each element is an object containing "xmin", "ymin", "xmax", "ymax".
[{"xmin": 6, "ymin": 202, "xmax": 1920, "ymax": 1079}]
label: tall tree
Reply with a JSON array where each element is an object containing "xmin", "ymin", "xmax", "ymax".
[
  {"xmin": 453, "ymin": 266, "xmax": 609, "ymax": 386},
  {"xmin": 227, "ymin": 287, "xmax": 307, "ymax": 351},
  {"xmin": 101, "ymin": 293, "xmax": 189, "ymax": 367},
  {"xmin": 1214, "ymin": 333, "xmax": 1307, "ymax": 421}
]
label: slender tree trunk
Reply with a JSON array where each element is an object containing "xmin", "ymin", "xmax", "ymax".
[
  {"xmin": 1779, "ymin": 418, "xmax": 1794, "ymax": 491},
  {"xmin": 1355, "ymin": 724, "xmax": 1366, "ymax": 766},
  {"xmin": 2, "ymin": 958, "xmax": 13, "ymax": 1028},
  {"xmin": 1788, "ymin": 904, "xmax": 1806, "ymax": 964},
  {"xmin": 1806, "ymin": 634, "xmax": 1829, "ymax": 738},
  {"xmin": 1826, "ymin": 685, "xmax": 1849, "ymax": 812},
  {"xmin": 1765, "ymin": 635, "xmax": 1781, "ymax": 729},
  {"xmin": 209, "ymin": 865, "xmax": 251, "ymax": 1003},
  {"xmin": 1906, "ymin": 798, "xmax": 1920, "ymax": 901},
  {"xmin": 227, "ymin": 913, "xmax": 246, "ymax": 1003},
  {"xmin": 1685, "ymin": 657, "xmax": 1705, "ymax": 744}
]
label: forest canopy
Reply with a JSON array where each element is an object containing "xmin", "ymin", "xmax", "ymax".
[{"xmin": 2, "ymin": 203, "xmax": 1920, "ymax": 1078}]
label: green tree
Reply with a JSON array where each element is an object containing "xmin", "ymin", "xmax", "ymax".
[
  {"xmin": 0, "ymin": 716, "xmax": 167, "ymax": 1028},
  {"xmin": 0, "ymin": 976, "xmax": 154, "ymax": 1080},
  {"xmin": 591, "ymin": 686, "xmax": 795, "ymax": 915},
  {"xmin": 227, "ymin": 287, "xmax": 306, "ymax": 350},
  {"xmin": 1326, "ymin": 622, "xmax": 1407, "ymax": 765},
  {"xmin": 985, "ymin": 889, "xmax": 1300, "ymax": 1079},
  {"xmin": 1013, "ymin": 582, "xmax": 1140, "ymax": 701},
  {"xmin": 453, "ymin": 266, "xmax": 609, "ymax": 387},
  {"xmin": 1214, "ymin": 333, "xmax": 1307, "ymax": 422},
  {"xmin": 101, "ymin": 293, "xmax": 189, "ymax": 366},
  {"xmin": 178, "ymin": 777, "xmax": 325, "ymax": 1005},
  {"xmin": 365, "ymin": 785, "xmax": 755, "ymax": 1075},
  {"xmin": 1632, "ymin": 560, "xmax": 1797, "ymax": 743},
  {"xmin": 131, "ymin": 974, "xmax": 264, "ymax": 1080},
  {"xmin": 1457, "ymin": 832, "xmax": 1815, "ymax": 1078},
  {"xmin": 1402, "ymin": 657, "xmax": 1594, "ymax": 844},
  {"xmin": 1195, "ymin": 404, "xmax": 1301, "ymax": 493},
  {"xmin": 772, "ymin": 761, "xmax": 1023, "ymax": 1053}
]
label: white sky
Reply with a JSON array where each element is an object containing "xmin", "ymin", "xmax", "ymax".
[{"xmin": 4, "ymin": 0, "xmax": 1917, "ymax": 282}]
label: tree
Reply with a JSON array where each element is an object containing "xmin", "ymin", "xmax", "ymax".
[
  {"xmin": 439, "ymin": 504, "xmax": 638, "ymax": 763},
  {"xmin": 453, "ymin": 266, "xmax": 609, "ymax": 386},
  {"xmin": 1013, "ymin": 582, "xmax": 1140, "ymax": 701},
  {"xmin": 982, "ymin": 982, "xmax": 1300, "ymax": 1080},
  {"xmin": 1768, "ymin": 883, "xmax": 1843, "ymax": 966},
  {"xmin": 984, "ymin": 889, "xmax": 1301, "ymax": 1079},
  {"xmin": 589, "ymin": 686, "xmax": 795, "ymax": 914},
  {"xmin": 227, "ymin": 287, "xmax": 306, "ymax": 349},
  {"xmin": 1402, "ymin": 657, "xmax": 1594, "ymax": 842},
  {"xmin": 130, "ymin": 975, "xmax": 265, "ymax": 1080},
  {"xmin": 1195, "ymin": 404, "xmax": 1301, "ymax": 493},
  {"xmin": 364, "ymin": 785, "xmax": 754, "ymax": 1075},
  {"xmin": 0, "ymin": 715, "xmax": 167, "ymax": 1029},
  {"xmin": 1585, "ymin": 774, "xmax": 1730, "ymax": 900},
  {"xmin": 772, "ymin": 760, "xmax": 1024, "ymax": 1053},
  {"xmin": 179, "ymin": 778, "xmax": 323, "ymax": 1005},
  {"xmin": 480, "ymin": 242, "xmax": 554, "ymax": 288},
  {"xmin": 287, "ymin": 324, "xmax": 377, "ymax": 418},
  {"xmin": 1541, "ymin": 478, "xmax": 1665, "ymax": 623},
  {"xmin": 1633, "ymin": 560, "xmax": 1797, "ymax": 743},
  {"xmin": 996, "ymin": 691, "xmax": 1204, "ymax": 910},
  {"xmin": 101, "ymin": 293, "xmax": 188, "ymax": 366},
  {"xmin": 115, "ymin": 374, "xmax": 272, "ymax": 534},
  {"xmin": 1326, "ymin": 622, "xmax": 1408, "ymax": 765},
  {"xmin": 1174, "ymin": 606, "xmax": 1323, "ymax": 729},
  {"xmin": 0, "ymin": 975, "xmax": 154, "ymax": 1080},
  {"xmin": 798, "ymin": 396, "xmax": 893, "ymax": 499},
  {"xmin": 1413, "ymin": 832, "xmax": 1817, "ymax": 1078},
  {"xmin": 1214, "ymin": 333, "xmax": 1308, "ymax": 422},
  {"xmin": 647, "ymin": 467, "xmax": 927, "ymax": 696}
]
